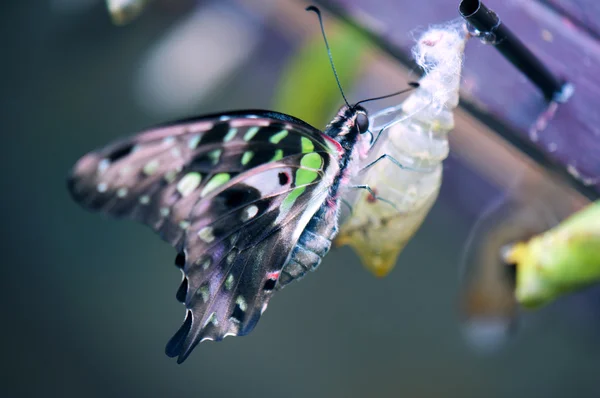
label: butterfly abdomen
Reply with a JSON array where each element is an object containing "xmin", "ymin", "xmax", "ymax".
[
  {"xmin": 277, "ymin": 205, "xmax": 338, "ymax": 288},
  {"xmin": 275, "ymin": 105, "xmax": 367, "ymax": 287}
]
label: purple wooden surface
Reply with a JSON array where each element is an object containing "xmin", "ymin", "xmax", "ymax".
[
  {"xmin": 541, "ymin": 0, "xmax": 600, "ymax": 38},
  {"xmin": 331, "ymin": 0, "xmax": 600, "ymax": 193}
]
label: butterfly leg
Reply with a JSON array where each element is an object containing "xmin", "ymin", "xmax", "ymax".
[
  {"xmin": 349, "ymin": 184, "xmax": 400, "ymax": 212},
  {"xmin": 359, "ymin": 154, "xmax": 419, "ymax": 174},
  {"xmin": 341, "ymin": 198, "xmax": 354, "ymax": 216}
]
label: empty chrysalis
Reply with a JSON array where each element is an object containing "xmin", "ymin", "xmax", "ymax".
[{"xmin": 336, "ymin": 20, "xmax": 470, "ymax": 277}]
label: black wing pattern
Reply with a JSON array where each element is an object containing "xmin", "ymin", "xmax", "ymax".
[{"xmin": 68, "ymin": 110, "xmax": 341, "ymax": 363}]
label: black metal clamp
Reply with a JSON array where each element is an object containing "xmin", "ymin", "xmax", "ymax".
[{"xmin": 459, "ymin": 0, "xmax": 573, "ymax": 103}]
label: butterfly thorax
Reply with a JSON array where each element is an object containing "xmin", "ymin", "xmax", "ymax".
[
  {"xmin": 324, "ymin": 105, "xmax": 366, "ymax": 143},
  {"xmin": 323, "ymin": 104, "xmax": 368, "ymax": 200}
]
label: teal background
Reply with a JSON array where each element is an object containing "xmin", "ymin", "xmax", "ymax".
[{"xmin": 2, "ymin": 1, "xmax": 600, "ymax": 397}]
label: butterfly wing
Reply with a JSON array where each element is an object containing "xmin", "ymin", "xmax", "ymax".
[{"xmin": 68, "ymin": 110, "xmax": 341, "ymax": 363}]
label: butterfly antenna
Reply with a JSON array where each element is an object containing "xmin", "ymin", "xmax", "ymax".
[
  {"xmin": 306, "ymin": 5, "xmax": 351, "ymax": 108},
  {"xmin": 354, "ymin": 82, "xmax": 419, "ymax": 107}
]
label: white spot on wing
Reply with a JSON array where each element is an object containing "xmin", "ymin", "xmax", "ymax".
[
  {"xmin": 97, "ymin": 159, "xmax": 110, "ymax": 174},
  {"xmin": 235, "ymin": 296, "xmax": 247, "ymax": 311},
  {"xmin": 225, "ymin": 274, "xmax": 234, "ymax": 290},
  {"xmin": 203, "ymin": 312, "xmax": 218, "ymax": 328},
  {"xmin": 188, "ymin": 134, "xmax": 201, "ymax": 149},
  {"xmin": 116, "ymin": 187, "xmax": 128, "ymax": 198},
  {"xmin": 143, "ymin": 159, "xmax": 160, "ymax": 176},
  {"xmin": 241, "ymin": 167, "xmax": 294, "ymax": 196},
  {"xmin": 226, "ymin": 251, "xmax": 236, "ymax": 265},
  {"xmin": 196, "ymin": 285, "xmax": 209, "ymax": 302},
  {"xmin": 164, "ymin": 170, "xmax": 178, "ymax": 183},
  {"xmin": 241, "ymin": 205, "xmax": 259, "ymax": 221},
  {"xmin": 97, "ymin": 182, "xmax": 108, "ymax": 193},
  {"xmin": 198, "ymin": 226, "xmax": 215, "ymax": 243}
]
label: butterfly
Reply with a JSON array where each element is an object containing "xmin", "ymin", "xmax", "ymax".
[{"xmin": 67, "ymin": 6, "xmax": 392, "ymax": 364}]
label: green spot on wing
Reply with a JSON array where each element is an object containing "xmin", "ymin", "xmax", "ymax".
[
  {"xmin": 176, "ymin": 172, "xmax": 202, "ymax": 197},
  {"xmin": 224, "ymin": 128, "xmax": 237, "ymax": 142},
  {"xmin": 208, "ymin": 149, "xmax": 222, "ymax": 165},
  {"xmin": 291, "ymin": 153, "xmax": 323, "ymax": 190},
  {"xmin": 244, "ymin": 127, "xmax": 260, "ymax": 141},
  {"xmin": 301, "ymin": 137, "xmax": 314, "ymax": 153},
  {"xmin": 300, "ymin": 152, "xmax": 323, "ymax": 170},
  {"xmin": 269, "ymin": 130, "xmax": 288, "ymax": 144},
  {"xmin": 281, "ymin": 186, "xmax": 306, "ymax": 214},
  {"xmin": 201, "ymin": 173, "xmax": 231, "ymax": 197},
  {"xmin": 295, "ymin": 168, "xmax": 318, "ymax": 186},
  {"xmin": 271, "ymin": 149, "xmax": 284, "ymax": 162},
  {"xmin": 241, "ymin": 151, "xmax": 254, "ymax": 165}
]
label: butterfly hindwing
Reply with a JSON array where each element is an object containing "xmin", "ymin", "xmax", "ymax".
[
  {"xmin": 166, "ymin": 173, "xmax": 331, "ymax": 362},
  {"xmin": 68, "ymin": 110, "xmax": 341, "ymax": 362}
]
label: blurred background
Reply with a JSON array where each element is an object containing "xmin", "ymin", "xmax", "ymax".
[{"xmin": 2, "ymin": 0, "xmax": 600, "ymax": 397}]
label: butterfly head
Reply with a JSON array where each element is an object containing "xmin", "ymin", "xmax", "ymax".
[{"xmin": 325, "ymin": 104, "xmax": 370, "ymax": 147}]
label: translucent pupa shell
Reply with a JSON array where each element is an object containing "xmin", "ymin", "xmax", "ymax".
[{"xmin": 336, "ymin": 21, "xmax": 469, "ymax": 277}]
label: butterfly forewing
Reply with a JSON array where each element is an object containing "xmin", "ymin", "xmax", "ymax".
[
  {"xmin": 68, "ymin": 111, "xmax": 341, "ymax": 362},
  {"xmin": 69, "ymin": 111, "xmax": 337, "ymax": 244}
]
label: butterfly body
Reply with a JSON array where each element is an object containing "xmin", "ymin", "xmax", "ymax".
[
  {"xmin": 69, "ymin": 105, "xmax": 369, "ymax": 363},
  {"xmin": 276, "ymin": 105, "xmax": 368, "ymax": 286}
]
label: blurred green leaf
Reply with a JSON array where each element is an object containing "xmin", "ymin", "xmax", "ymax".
[
  {"xmin": 272, "ymin": 23, "xmax": 369, "ymax": 128},
  {"xmin": 507, "ymin": 201, "xmax": 600, "ymax": 308}
]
